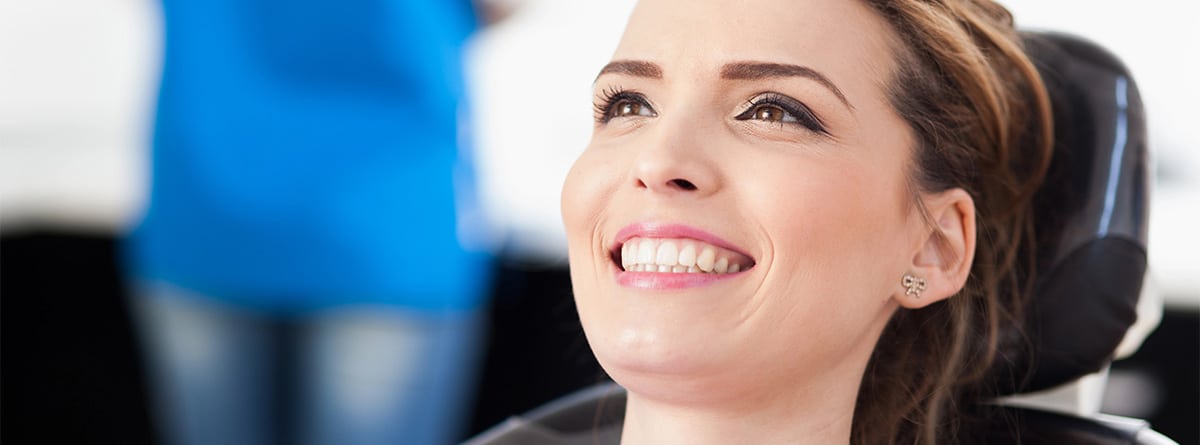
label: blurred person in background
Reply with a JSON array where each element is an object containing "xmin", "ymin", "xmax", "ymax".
[{"xmin": 123, "ymin": 1, "xmax": 497, "ymax": 444}]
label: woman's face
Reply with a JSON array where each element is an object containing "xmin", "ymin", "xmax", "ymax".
[{"xmin": 562, "ymin": 0, "xmax": 926, "ymax": 401}]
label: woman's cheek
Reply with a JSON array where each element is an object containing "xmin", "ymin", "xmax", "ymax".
[{"xmin": 561, "ymin": 151, "xmax": 605, "ymax": 239}]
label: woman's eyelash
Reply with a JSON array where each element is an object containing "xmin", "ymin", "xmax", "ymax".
[
  {"xmin": 593, "ymin": 86, "xmax": 653, "ymax": 124},
  {"xmin": 593, "ymin": 89, "xmax": 826, "ymax": 134},
  {"xmin": 736, "ymin": 93, "xmax": 828, "ymax": 135}
]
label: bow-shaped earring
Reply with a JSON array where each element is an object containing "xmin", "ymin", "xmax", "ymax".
[{"xmin": 902, "ymin": 274, "xmax": 927, "ymax": 298}]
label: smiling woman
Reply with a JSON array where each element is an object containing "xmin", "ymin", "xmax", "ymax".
[{"xmin": 556, "ymin": 0, "xmax": 1053, "ymax": 443}]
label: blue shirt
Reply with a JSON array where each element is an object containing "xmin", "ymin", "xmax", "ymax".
[{"xmin": 127, "ymin": 0, "xmax": 491, "ymax": 311}]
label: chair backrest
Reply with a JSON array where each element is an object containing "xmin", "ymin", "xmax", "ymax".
[
  {"xmin": 980, "ymin": 31, "xmax": 1174, "ymax": 445},
  {"xmin": 988, "ymin": 31, "xmax": 1150, "ymax": 396}
]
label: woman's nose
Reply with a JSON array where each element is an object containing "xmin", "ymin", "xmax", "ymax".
[{"xmin": 631, "ymin": 120, "xmax": 721, "ymax": 197}]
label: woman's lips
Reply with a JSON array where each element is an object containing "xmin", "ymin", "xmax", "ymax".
[{"xmin": 610, "ymin": 223, "xmax": 756, "ymax": 289}]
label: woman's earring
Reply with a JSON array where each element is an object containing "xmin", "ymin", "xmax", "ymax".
[{"xmin": 902, "ymin": 274, "xmax": 927, "ymax": 298}]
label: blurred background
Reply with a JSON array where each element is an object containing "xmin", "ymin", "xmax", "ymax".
[{"xmin": 1, "ymin": 0, "xmax": 1196, "ymax": 443}]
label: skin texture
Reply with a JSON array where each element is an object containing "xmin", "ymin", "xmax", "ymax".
[{"xmin": 560, "ymin": 0, "xmax": 977, "ymax": 442}]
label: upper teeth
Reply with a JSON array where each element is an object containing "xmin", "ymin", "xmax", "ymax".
[{"xmin": 620, "ymin": 237, "xmax": 750, "ymax": 274}]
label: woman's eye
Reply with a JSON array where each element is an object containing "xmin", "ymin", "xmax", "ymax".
[
  {"xmin": 735, "ymin": 93, "xmax": 828, "ymax": 134},
  {"xmin": 749, "ymin": 105, "xmax": 794, "ymax": 123},
  {"xmin": 613, "ymin": 100, "xmax": 654, "ymax": 118},
  {"xmin": 595, "ymin": 88, "xmax": 657, "ymax": 124}
]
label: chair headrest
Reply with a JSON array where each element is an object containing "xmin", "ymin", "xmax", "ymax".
[{"xmin": 991, "ymin": 32, "xmax": 1150, "ymax": 395}]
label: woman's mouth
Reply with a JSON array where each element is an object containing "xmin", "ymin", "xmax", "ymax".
[
  {"xmin": 616, "ymin": 237, "xmax": 755, "ymax": 274},
  {"xmin": 609, "ymin": 223, "xmax": 756, "ymax": 289}
]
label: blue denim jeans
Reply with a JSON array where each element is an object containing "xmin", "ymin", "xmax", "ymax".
[{"xmin": 133, "ymin": 282, "xmax": 484, "ymax": 445}]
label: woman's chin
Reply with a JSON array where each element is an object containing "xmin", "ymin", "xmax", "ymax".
[
  {"xmin": 598, "ymin": 349, "xmax": 751, "ymax": 407},
  {"xmin": 589, "ymin": 324, "xmax": 733, "ymax": 392}
]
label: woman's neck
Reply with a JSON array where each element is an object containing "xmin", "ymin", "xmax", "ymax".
[
  {"xmin": 613, "ymin": 301, "xmax": 894, "ymax": 444},
  {"xmin": 617, "ymin": 367, "xmax": 860, "ymax": 445}
]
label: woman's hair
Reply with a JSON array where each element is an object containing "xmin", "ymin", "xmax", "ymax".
[{"xmin": 853, "ymin": 0, "xmax": 1054, "ymax": 443}]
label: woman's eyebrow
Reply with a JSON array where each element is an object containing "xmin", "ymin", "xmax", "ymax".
[
  {"xmin": 595, "ymin": 60, "xmax": 663, "ymax": 82},
  {"xmin": 721, "ymin": 61, "xmax": 853, "ymax": 110}
]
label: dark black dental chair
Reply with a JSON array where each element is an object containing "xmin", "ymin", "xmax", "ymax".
[
  {"xmin": 973, "ymin": 31, "xmax": 1170, "ymax": 444},
  {"xmin": 465, "ymin": 32, "xmax": 1173, "ymax": 445}
]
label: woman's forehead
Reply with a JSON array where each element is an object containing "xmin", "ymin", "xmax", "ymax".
[{"xmin": 612, "ymin": 0, "xmax": 896, "ymax": 89}]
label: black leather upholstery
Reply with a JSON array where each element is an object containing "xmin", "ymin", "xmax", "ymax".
[
  {"xmin": 465, "ymin": 383, "xmax": 624, "ymax": 445},
  {"xmin": 980, "ymin": 405, "xmax": 1155, "ymax": 445},
  {"xmin": 990, "ymin": 32, "xmax": 1150, "ymax": 395},
  {"xmin": 469, "ymin": 384, "xmax": 1166, "ymax": 445}
]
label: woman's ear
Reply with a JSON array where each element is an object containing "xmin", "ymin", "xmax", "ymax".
[{"xmin": 897, "ymin": 188, "xmax": 976, "ymax": 309}]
